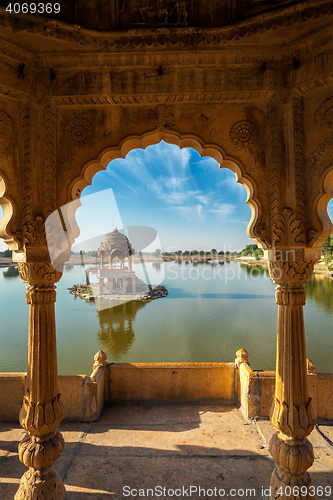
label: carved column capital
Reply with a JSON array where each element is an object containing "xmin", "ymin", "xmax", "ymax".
[
  {"xmin": 18, "ymin": 262, "xmax": 62, "ymax": 289},
  {"xmin": 268, "ymin": 260, "xmax": 315, "ymax": 288}
]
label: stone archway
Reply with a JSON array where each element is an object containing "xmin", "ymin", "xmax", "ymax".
[
  {"xmin": 53, "ymin": 129, "xmax": 266, "ymax": 268},
  {"xmin": 0, "ymin": 2, "xmax": 332, "ymax": 498}
]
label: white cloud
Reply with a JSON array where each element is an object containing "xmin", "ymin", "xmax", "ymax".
[{"xmin": 209, "ymin": 203, "xmax": 236, "ymax": 217}]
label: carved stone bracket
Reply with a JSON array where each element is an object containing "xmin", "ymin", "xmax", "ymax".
[
  {"xmin": 272, "ymin": 207, "xmax": 306, "ymax": 247},
  {"xmin": 23, "ymin": 216, "xmax": 47, "ymax": 248},
  {"xmin": 148, "ymin": 105, "xmax": 175, "ymax": 130}
]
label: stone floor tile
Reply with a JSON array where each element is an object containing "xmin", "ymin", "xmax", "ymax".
[
  {"xmin": 317, "ymin": 424, "xmax": 333, "ymax": 445},
  {"xmin": 256, "ymin": 420, "xmax": 329, "ymax": 449},
  {"xmin": 64, "ymin": 455, "xmax": 274, "ymax": 500},
  {"xmin": 59, "ymin": 421, "xmax": 91, "ymax": 450},
  {"xmin": 0, "ymin": 423, "xmax": 24, "ymax": 456}
]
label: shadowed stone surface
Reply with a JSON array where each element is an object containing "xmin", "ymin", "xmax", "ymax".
[{"xmin": 1, "ymin": 402, "xmax": 332, "ymax": 499}]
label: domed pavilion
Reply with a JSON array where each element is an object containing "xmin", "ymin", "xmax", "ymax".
[{"xmin": 97, "ymin": 228, "xmax": 138, "ymax": 294}]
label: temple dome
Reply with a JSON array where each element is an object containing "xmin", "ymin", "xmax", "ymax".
[{"xmin": 98, "ymin": 228, "xmax": 134, "ymax": 258}]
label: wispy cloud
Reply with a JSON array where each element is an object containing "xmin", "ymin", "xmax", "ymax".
[{"xmin": 209, "ymin": 203, "xmax": 236, "ymax": 217}]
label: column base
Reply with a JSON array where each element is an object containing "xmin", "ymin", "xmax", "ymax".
[
  {"xmin": 270, "ymin": 467, "xmax": 315, "ymax": 500},
  {"xmin": 15, "ymin": 467, "xmax": 66, "ymax": 500}
]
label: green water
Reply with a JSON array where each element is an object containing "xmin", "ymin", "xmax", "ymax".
[{"xmin": 0, "ymin": 261, "xmax": 332, "ymax": 375}]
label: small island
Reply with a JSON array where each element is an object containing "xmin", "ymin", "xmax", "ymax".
[{"xmin": 69, "ymin": 228, "xmax": 168, "ymax": 306}]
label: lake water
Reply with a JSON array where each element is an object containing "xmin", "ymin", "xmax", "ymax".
[{"xmin": 0, "ymin": 261, "xmax": 332, "ymax": 375}]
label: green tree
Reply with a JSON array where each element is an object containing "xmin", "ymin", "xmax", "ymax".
[
  {"xmin": 322, "ymin": 233, "xmax": 333, "ymax": 271},
  {"xmin": 153, "ymin": 248, "xmax": 161, "ymax": 257},
  {"xmin": 218, "ymin": 250, "xmax": 224, "ymax": 256},
  {"xmin": 211, "ymin": 249, "xmax": 217, "ymax": 255},
  {"xmin": 3, "ymin": 249, "xmax": 12, "ymax": 258}
]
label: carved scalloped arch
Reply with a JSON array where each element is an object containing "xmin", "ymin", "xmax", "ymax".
[
  {"xmin": 309, "ymin": 165, "xmax": 333, "ymax": 248},
  {"xmin": 63, "ymin": 129, "xmax": 265, "ymax": 255},
  {"xmin": 0, "ymin": 170, "xmax": 19, "ymax": 250}
]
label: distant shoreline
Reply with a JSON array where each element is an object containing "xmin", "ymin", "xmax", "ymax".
[{"xmin": 1, "ymin": 255, "xmax": 331, "ymax": 277}]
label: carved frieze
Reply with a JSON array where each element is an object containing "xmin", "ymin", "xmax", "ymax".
[
  {"xmin": 118, "ymin": 1, "xmax": 189, "ymax": 28},
  {"xmin": 293, "ymin": 97, "xmax": 305, "ymax": 222},
  {"xmin": 46, "ymin": 106, "xmax": 56, "ymax": 217},
  {"xmin": 272, "ymin": 207, "xmax": 306, "ymax": 247},
  {"xmin": 2, "ymin": 1, "xmax": 329, "ymax": 52},
  {"xmin": 229, "ymin": 121, "xmax": 258, "ymax": 148},
  {"xmin": 54, "ymin": 91, "xmax": 274, "ymax": 107},
  {"xmin": 65, "ymin": 116, "xmax": 94, "ymax": 147},
  {"xmin": 315, "ymin": 96, "xmax": 333, "ymax": 133},
  {"xmin": 148, "ymin": 105, "xmax": 175, "ymax": 129},
  {"xmin": 0, "ymin": 110, "xmax": 13, "ymax": 141},
  {"xmin": 22, "ymin": 105, "xmax": 32, "ymax": 228}
]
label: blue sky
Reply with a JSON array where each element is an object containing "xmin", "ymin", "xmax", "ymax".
[
  {"xmin": 1, "ymin": 141, "xmax": 333, "ymax": 252},
  {"xmin": 75, "ymin": 141, "xmax": 254, "ymax": 253}
]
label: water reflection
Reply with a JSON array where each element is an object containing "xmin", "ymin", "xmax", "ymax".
[
  {"xmin": 2, "ymin": 266, "xmax": 19, "ymax": 278},
  {"xmin": 305, "ymin": 275, "xmax": 333, "ymax": 314},
  {"xmin": 97, "ymin": 300, "xmax": 148, "ymax": 360},
  {"xmin": 240, "ymin": 264, "xmax": 269, "ymax": 277}
]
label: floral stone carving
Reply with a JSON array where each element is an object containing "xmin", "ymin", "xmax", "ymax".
[
  {"xmin": 0, "ymin": 110, "xmax": 13, "ymax": 141},
  {"xmin": 230, "ymin": 120, "xmax": 258, "ymax": 148},
  {"xmin": 65, "ymin": 117, "xmax": 94, "ymax": 147},
  {"xmin": 315, "ymin": 97, "xmax": 332, "ymax": 133}
]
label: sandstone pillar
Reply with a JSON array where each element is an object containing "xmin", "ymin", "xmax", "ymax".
[
  {"xmin": 132, "ymin": 277, "xmax": 136, "ymax": 293},
  {"xmin": 108, "ymin": 278, "xmax": 114, "ymax": 293},
  {"xmin": 99, "ymin": 278, "xmax": 104, "ymax": 294},
  {"xmin": 15, "ymin": 261, "xmax": 65, "ymax": 500},
  {"xmin": 268, "ymin": 257, "xmax": 316, "ymax": 500}
]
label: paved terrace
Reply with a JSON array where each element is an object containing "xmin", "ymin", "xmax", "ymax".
[{"xmin": 1, "ymin": 401, "xmax": 332, "ymax": 500}]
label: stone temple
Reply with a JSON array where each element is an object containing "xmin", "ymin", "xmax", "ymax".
[{"xmin": 97, "ymin": 228, "xmax": 143, "ymax": 295}]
